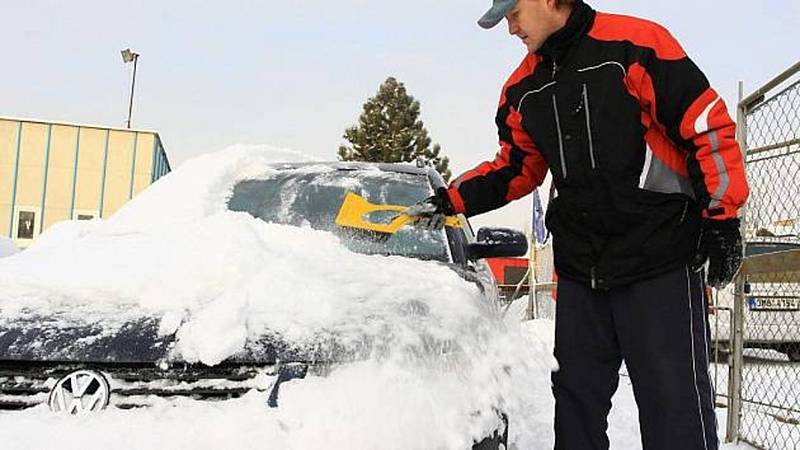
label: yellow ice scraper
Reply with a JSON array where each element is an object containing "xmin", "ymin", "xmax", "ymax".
[{"xmin": 335, "ymin": 192, "xmax": 462, "ymax": 236}]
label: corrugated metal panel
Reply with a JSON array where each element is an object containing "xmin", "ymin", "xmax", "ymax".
[
  {"xmin": 38, "ymin": 125, "xmax": 53, "ymax": 230},
  {"xmin": 101, "ymin": 130, "xmax": 136, "ymax": 217},
  {"xmin": 73, "ymin": 127, "xmax": 105, "ymax": 215},
  {"xmin": 151, "ymin": 134, "xmax": 170, "ymax": 182},
  {"xmin": 16, "ymin": 123, "xmax": 48, "ymax": 208},
  {"xmin": 151, "ymin": 135, "xmax": 158, "ymax": 183},
  {"xmin": 0, "ymin": 120, "xmax": 19, "ymax": 237},
  {"xmin": 128, "ymin": 132, "xmax": 139, "ymax": 200},
  {"xmin": 7, "ymin": 122, "xmax": 22, "ymax": 237},
  {"xmin": 98, "ymin": 129, "xmax": 111, "ymax": 218},
  {"xmin": 69, "ymin": 128, "xmax": 81, "ymax": 219},
  {"xmin": 132, "ymin": 133, "xmax": 154, "ymax": 196},
  {"xmin": 43, "ymin": 125, "xmax": 79, "ymax": 229}
]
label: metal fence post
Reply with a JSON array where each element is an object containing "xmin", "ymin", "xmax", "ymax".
[
  {"xmin": 727, "ymin": 275, "xmax": 746, "ymax": 442},
  {"xmin": 726, "ymin": 80, "xmax": 748, "ymax": 444}
]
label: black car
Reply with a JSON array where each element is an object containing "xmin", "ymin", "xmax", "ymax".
[{"xmin": 0, "ymin": 162, "xmax": 527, "ymax": 449}]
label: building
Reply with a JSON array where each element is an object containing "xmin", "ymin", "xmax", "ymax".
[{"xmin": 0, "ymin": 116, "xmax": 170, "ymax": 248}]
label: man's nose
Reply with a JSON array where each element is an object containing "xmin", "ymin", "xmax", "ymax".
[{"xmin": 507, "ymin": 19, "xmax": 518, "ymax": 35}]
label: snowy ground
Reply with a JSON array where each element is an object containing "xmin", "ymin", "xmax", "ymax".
[{"xmin": 710, "ymin": 352, "xmax": 800, "ymax": 449}]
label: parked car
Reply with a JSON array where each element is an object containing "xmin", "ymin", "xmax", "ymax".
[
  {"xmin": 0, "ymin": 160, "xmax": 525, "ymax": 449},
  {"xmin": 709, "ymin": 239, "xmax": 800, "ymax": 362}
]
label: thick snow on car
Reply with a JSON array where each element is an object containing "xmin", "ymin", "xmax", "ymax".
[{"xmin": 0, "ymin": 147, "xmax": 537, "ymax": 450}]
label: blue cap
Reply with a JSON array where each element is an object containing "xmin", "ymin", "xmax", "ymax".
[{"xmin": 478, "ymin": 0, "xmax": 518, "ymax": 29}]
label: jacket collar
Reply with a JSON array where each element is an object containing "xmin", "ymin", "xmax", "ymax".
[{"xmin": 535, "ymin": 0, "xmax": 595, "ymax": 63}]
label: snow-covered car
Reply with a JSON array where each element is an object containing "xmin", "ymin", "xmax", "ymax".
[
  {"xmin": 0, "ymin": 150, "xmax": 528, "ymax": 449},
  {"xmin": 709, "ymin": 240, "xmax": 800, "ymax": 362}
]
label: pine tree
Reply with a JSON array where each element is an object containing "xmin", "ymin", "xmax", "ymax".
[{"xmin": 338, "ymin": 77, "xmax": 451, "ymax": 181}]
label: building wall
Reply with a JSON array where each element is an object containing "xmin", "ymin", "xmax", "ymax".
[{"xmin": 0, "ymin": 117, "xmax": 170, "ymax": 248}]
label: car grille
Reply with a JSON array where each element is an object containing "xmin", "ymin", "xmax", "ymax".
[{"xmin": 0, "ymin": 361, "xmax": 277, "ymax": 411}]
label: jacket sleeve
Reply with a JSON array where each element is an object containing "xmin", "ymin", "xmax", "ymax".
[
  {"xmin": 626, "ymin": 24, "xmax": 749, "ymax": 220},
  {"xmin": 447, "ymin": 56, "xmax": 549, "ymax": 218}
]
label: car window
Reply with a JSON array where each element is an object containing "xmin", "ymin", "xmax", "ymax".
[{"xmin": 227, "ymin": 167, "xmax": 451, "ymax": 262}]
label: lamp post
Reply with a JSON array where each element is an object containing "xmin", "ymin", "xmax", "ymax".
[{"xmin": 121, "ymin": 48, "xmax": 140, "ymax": 129}]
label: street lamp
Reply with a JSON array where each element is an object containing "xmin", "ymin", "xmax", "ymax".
[{"xmin": 121, "ymin": 48, "xmax": 140, "ymax": 129}]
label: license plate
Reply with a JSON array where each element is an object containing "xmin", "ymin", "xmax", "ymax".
[{"xmin": 748, "ymin": 296, "xmax": 800, "ymax": 311}]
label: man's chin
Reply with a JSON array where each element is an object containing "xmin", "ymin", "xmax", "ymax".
[{"xmin": 523, "ymin": 40, "xmax": 542, "ymax": 53}]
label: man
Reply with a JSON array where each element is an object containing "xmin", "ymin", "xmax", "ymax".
[{"xmin": 406, "ymin": 1, "xmax": 749, "ymax": 449}]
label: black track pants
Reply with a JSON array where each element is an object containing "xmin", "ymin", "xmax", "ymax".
[{"xmin": 552, "ymin": 265, "xmax": 718, "ymax": 450}]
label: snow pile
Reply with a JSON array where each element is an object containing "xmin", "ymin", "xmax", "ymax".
[
  {"xmin": 0, "ymin": 315, "xmax": 752, "ymax": 449},
  {"xmin": 0, "ymin": 146, "xmax": 555, "ymax": 448},
  {"xmin": 0, "ymin": 236, "xmax": 18, "ymax": 257},
  {"xmin": 0, "ymin": 147, "xmax": 489, "ymax": 365}
]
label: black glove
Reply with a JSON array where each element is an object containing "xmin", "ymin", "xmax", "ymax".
[
  {"xmin": 404, "ymin": 187, "xmax": 455, "ymax": 231},
  {"xmin": 694, "ymin": 218, "xmax": 743, "ymax": 289}
]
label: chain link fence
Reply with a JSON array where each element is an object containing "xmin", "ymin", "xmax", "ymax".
[{"xmin": 727, "ymin": 61, "xmax": 800, "ymax": 449}]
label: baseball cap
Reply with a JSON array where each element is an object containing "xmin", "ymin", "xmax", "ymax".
[{"xmin": 477, "ymin": 0, "xmax": 518, "ymax": 29}]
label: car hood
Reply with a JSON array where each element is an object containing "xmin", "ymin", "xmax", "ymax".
[
  {"xmin": 0, "ymin": 312, "xmax": 325, "ymax": 365},
  {"xmin": 0, "ymin": 262, "xmax": 490, "ymax": 367}
]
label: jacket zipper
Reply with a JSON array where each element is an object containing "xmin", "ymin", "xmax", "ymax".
[
  {"xmin": 550, "ymin": 59, "xmax": 568, "ymax": 179},
  {"xmin": 678, "ymin": 200, "xmax": 689, "ymax": 225},
  {"xmin": 582, "ymin": 83, "xmax": 597, "ymax": 170},
  {"xmin": 552, "ymin": 95, "xmax": 567, "ymax": 179}
]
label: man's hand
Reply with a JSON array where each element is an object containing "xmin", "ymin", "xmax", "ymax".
[
  {"xmin": 694, "ymin": 218, "xmax": 743, "ymax": 289},
  {"xmin": 404, "ymin": 187, "xmax": 455, "ymax": 231}
]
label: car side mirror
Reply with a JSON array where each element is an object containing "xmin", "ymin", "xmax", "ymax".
[{"xmin": 468, "ymin": 227, "xmax": 528, "ymax": 260}]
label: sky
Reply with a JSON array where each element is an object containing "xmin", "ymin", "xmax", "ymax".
[{"xmin": 1, "ymin": 0, "xmax": 798, "ymax": 231}]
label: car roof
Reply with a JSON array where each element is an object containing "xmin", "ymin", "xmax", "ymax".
[{"xmin": 268, "ymin": 161, "xmax": 435, "ymax": 177}]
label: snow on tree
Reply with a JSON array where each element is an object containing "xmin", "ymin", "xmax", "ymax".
[{"xmin": 338, "ymin": 77, "xmax": 451, "ymax": 182}]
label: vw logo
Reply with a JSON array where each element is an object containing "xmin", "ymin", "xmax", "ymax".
[{"xmin": 48, "ymin": 370, "xmax": 111, "ymax": 415}]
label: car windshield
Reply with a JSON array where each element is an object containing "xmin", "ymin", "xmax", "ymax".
[{"xmin": 227, "ymin": 166, "xmax": 451, "ymax": 262}]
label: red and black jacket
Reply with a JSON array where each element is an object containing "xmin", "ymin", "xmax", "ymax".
[{"xmin": 448, "ymin": 1, "xmax": 748, "ymax": 288}]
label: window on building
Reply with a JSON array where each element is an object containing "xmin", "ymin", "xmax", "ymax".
[
  {"xmin": 17, "ymin": 211, "xmax": 35, "ymax": 240},
  {"xmin": 72, "ymin": 210, "xmax": 98, "ymax": 221}
]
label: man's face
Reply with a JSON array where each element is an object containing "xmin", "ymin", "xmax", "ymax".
[{"xmin": 505, "ymin": 0, "xmax": 562, "ymax": 53}]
